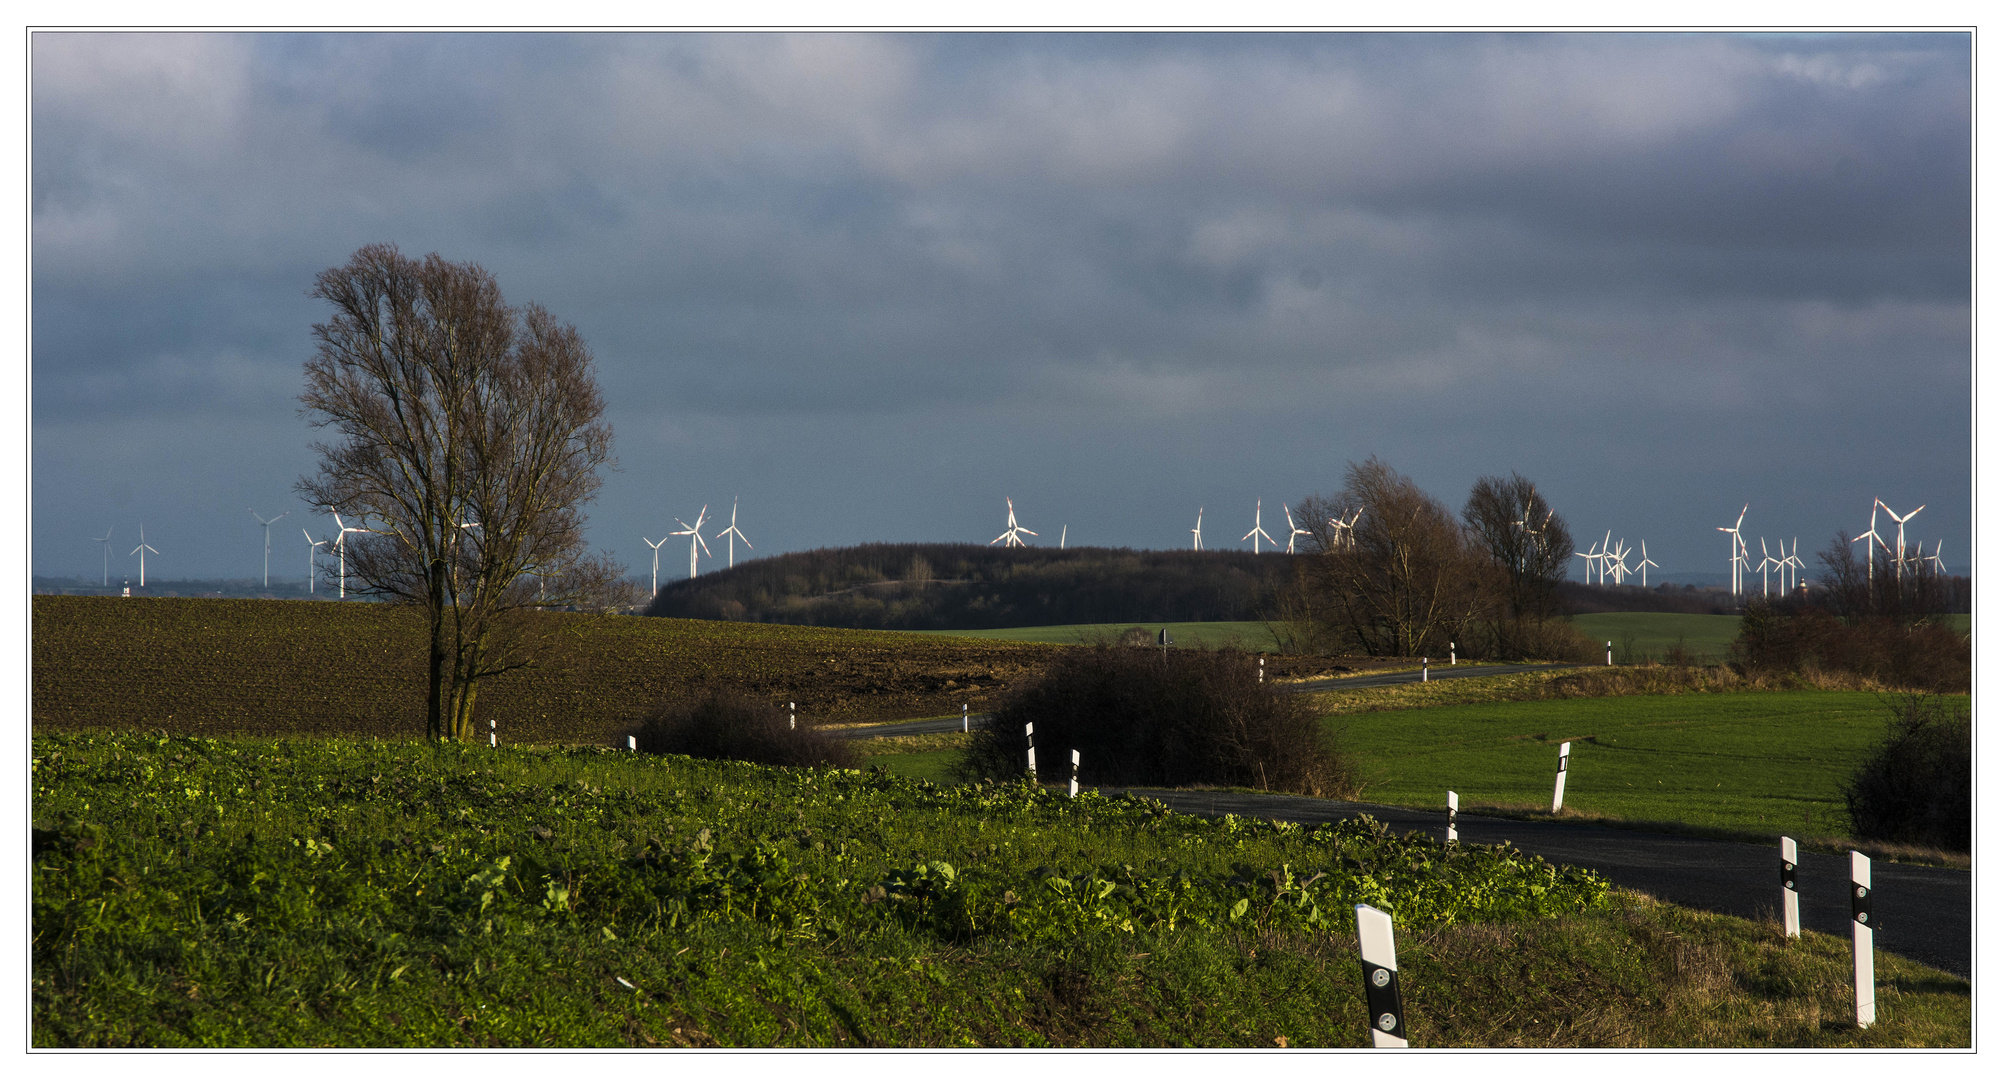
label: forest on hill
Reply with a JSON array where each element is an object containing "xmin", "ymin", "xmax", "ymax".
[{"xmin": 644, "ymin": 544, "xmax": 1292, "ymax": 630}]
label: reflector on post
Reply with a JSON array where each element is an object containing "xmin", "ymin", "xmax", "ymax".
[
  {"xmin": 1354, "ymin": 904, "xmax": 1408, "ymax": 1048},
  {"xmin": 1852, "ymin": 851, "xmax": 1875, "ymax": 1027},
  {"xmin": 1780, "ymin": 836, "xmax": 1800, "ymax": 938}
]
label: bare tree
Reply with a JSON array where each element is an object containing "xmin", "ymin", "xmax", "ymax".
[
  {"xmin": 1297, "ymin": 458, "xmax": 1490, "ymax": 657},
  {"xmin": 1464, "ymin": 473, "xmax": 1573, "ymax": 655},
  {"xmin": 298, "ymin": 243, "xmax": 621, "ymax": 741}
]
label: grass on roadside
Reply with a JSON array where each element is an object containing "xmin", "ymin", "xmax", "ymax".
[{"xmin": 33, "ymin": 731, "xmax": 1966, "ymax": 1047}]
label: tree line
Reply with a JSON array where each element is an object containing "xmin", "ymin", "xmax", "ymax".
[{"xmin": 644, "ymin": 544, "xmax": 1291, "ymax": 629}]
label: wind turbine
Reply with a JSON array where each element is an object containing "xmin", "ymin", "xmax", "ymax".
[
  {"xmin": 1785, "ymin": 538, "xmax": 1805, "ymax": 593},
  {"xmin": 1852, "ymin": 501, "xmax": 1886, "ymax": 587},
  {"xmin": 1926, "ymin": 540, "xmax": 1946, "ymax": 574},
  {"xmin": 1191, "ymin": 508, "xmax": 1204, "ymax": 551},
  {"xmin": 1284, "ymin": 504, "xmax": 1311, "ymax": 554},
  {"xmin": 990, "ymin": 498, "xmax": 1036, "ymax": 548},
  {"xmin": 1242, "ymin": 499, "xmax": 1277, "ymax": 552},
  {"xmin": 1716, "ymin": 505, "xmax": 1748, "ymax": 595},
  {"xmin": 330, "ymin": 508, "xmax": 368, "ymax": 599},
  {"xmin": 248, "ymin": 509, "xmax": 290, "ymax": 588},
  {"xmin": 302, "ymin": 529, "xmax": 327, "ymax": 594},
  {"xmin": 643, "ymin": 536, "xmax": 668, "ymax": 596},
  {"xmin": 1876, "ymin": 500, "xmax": 1924, "ymax": 581},
  {"xmin": 1757, "ymin": 539, "xmax": 1778, "ymax": 597},
  {"xmin": 1607, "ymin": 539, "xmax": 1632, "ymax": 585},
  {"xmin": 1575, "ymin": 537, "xmax": 1603, "ymax": 584},
  {"xmin": 92, "ymin": 528, "xmax": 113, "ymax": 586},
  {"xmin": 1328, "ymin": 507, "xmax": 1362, "ymax": 551},
  {"xmin": 713, "ymin": 498, "xmax": 753, "ymax": 568},
  {"xmin": 130, "ymin": 527, "xmax": 158, "ymax": 587},
  {"xmin": 1637, "ymin": 541, "xmax": 1658, "ymax": 588},
  {"xmin": 672, "ymin": 506, "xmax": 712, "ymax": 578}
]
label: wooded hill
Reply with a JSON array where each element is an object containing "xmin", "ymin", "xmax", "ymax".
[{"xmin": 644, "ymin": 544, "xmax": 1293, "ymax": 630}]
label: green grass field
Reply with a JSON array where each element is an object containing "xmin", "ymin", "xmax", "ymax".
[
  {"xmin": 1569, "ymin": 613, "xmax": 1742, "ymax": 661},
  {"xmin": 910, "ymin": 621, "xmax": 1280, "ymax": 650},
  {"xmin": 1330, "ymin": 690, "xmax": 1908, "ymax": 838}
]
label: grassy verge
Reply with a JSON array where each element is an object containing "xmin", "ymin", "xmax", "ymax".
[
  {"xmin": 1569, "ymin": 613, "xmax": 1742, "ymax": 662},
  {"xmin": 1323, "ymin": 690, "xmax": 1951, "ymax": 852},
  {"xmin": 34, "ymin": 732, "xmax": 1964, "ymax": 1046}
]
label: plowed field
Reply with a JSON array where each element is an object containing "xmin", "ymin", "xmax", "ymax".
[{"xmin": 31, "ymin": 597, "xmax": 1062, "ymax": 744}]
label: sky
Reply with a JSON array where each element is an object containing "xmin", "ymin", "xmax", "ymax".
[{"xmin": 28, "ymin": 31, "xmax": 1973, "ymax": 586}]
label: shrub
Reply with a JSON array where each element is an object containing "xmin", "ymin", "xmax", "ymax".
[
  {"xmin": 1734, "ymin": 599, "xmax": 1970, "ymax": 693},
  {"xmin": 630, "ymin": 688, "xmax": 861, "ymax": 769},
  {"xmin": 1844, "ymin": 693, "xmax": 1971, "ymax": 851},
  {"xmin": 957, "ymin": 646, "xmax": 1357, "ymax": 798}
]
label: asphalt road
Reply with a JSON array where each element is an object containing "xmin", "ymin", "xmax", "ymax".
[
  {"xmin": 833, "ymin": 663, "xmax": 1969, "ymax": 979},
  {"xmin": 1109, "ymin": 789, "xmax": 1970, "ymax": 981}
]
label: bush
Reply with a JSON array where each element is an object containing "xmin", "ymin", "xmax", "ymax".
[
  {"xmin": 1735, "ymin": 599, "xmax": 1970, "ymax": 692},
  {"xmin": 1844, "ymin": 693, "xmax": 1970, "ymax": 851},
  {"xmin": 630, "ymin": 688, "xmax": 861, "ymax": 769},
  {"xmin": 958, "ymin": 646, "xmax": 1357, "ymax": 798}
]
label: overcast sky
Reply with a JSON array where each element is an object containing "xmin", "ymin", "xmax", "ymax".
[{"xmin": 30, "ymin": 31, "xmax": 1971, "ymax": 587}]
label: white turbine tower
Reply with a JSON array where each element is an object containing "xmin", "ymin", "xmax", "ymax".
[
  {"xmin": 248, "ymin": 509, "xmax": 290, "ymax": 589},
  {"xmin": 130, "ymin": 527, "xmax": 159, "ymax": 587},
  {"xmin": 330, "ymin": 508, "xmax": 368, "ymax": 599},
  {"xmin": 1191, "ymin": 508, "xmax": 1204, "ymax": 551},
  {"xmin": 92, "ymin": 528, "xmax": 113, "ymax": 586},
  {"xmin": 1284, "ymin": 504, "xmax": 1311, "ymax": 554},
  {"xmin": 302, "ymin": 529, "xmax": 327, "ymax": 594},
  {"xmin": 1637, "ymin": 541, "xmax": 1658, "ymax": 588},
  {"xmin": 1716, "ymin": 505, "xmax": 1748, "ymax": 595},
  {"xmin": 1242, "ymin": 499, "xmax": 1277, "ymax": 552},
  {"xmin": 672, "ymin": 506, "xmax": 712, "ymax": 578},
  {"xmin": 714, "ymin": 498, "xmax": 753, "ymax": 568},
  {"xmin": 990, "ymin": 498, "xmax": 1036, "ymax": 547},
  {"xmin": 1757, "ymin": 539, "xmax": 1778, "ymax": 597},
  {"xmin": 643, "ymin": 536, "xmax": 668, "ymax": 596},
  {"xmin": 1853, "ymin": 501, "xmax": 1886, "ymax": 587},
  {"xmin": 1785, "ymin": 538, "xmax": 1806, "ymax": 593},
  {"xmin": 1876, "ymin": 500, "xmax": 1924, "ymax": 581}
]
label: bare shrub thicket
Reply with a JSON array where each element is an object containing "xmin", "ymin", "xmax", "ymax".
[
  {"xmin": 1844, "ymin": 694, "xmax": 1970, "ymax": 852},
  {"xmin": 1727, "ymin": 534, "xmax": 1970, "ymax": 693},
  {"xmin": 956, "ymin": 646, "xmax": 1357, "ymax": 798},
  {"xmin": 630, "ymin": 688, "xmax": 860, "ymax": 770}
]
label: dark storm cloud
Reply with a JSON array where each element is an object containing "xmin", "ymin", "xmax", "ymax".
[{"xmin": 31, "ymin": 31, "xmax": 1970, "ymax": 580}]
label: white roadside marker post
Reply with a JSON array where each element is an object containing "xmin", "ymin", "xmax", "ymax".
[
  {"xmin": 626, "ymin": 735, "xmax": 636, "ymax": 752},
  {"xmin": 1259, "ymin": 657, "xmax": 1264, "ymax": 684},
  {"xmin": 1025, "ymin": 722, "xmax": 1037, "ymax": 780},
  {"xmin": 489, "ymin": 717, "xmax": 496, "ymax": 749},
  {"xmin": 1551, "ymin": 741, "xmax": 1571, "ymax": 812},
  {"xmin": 1069, "ymin": 750, "xmax": 1080, "ymax": 798},
  {"xmin": 1354, "ymin": 904, "xmax": 1409, "ymax": 1048},
  {"xmin": 1450, "ymin": 642, "xmax": 1455, "ymax": 666},
  {"xmin": 1852, "ymin": 851, "xmax": 1875, "ymax": 1027},
  {"xmin": 789, "ymin": 701, "xmax": 796, "ymax": 731},
  {"xmin": 1606, "ymin": 640, "xmax": 1613, "ymax": 666},
  {"xmin": 1422, "ymin": 657, "xmax": 1428, "ymax": 682},
  {"xmin": 962, "ymin": 703, "xmax": 969, "ymax": 733},
  {"xmin": 1780, "ymin": 836, "xmax": 1800, "ymax": 938},
  {"xmin": 1446, "ymin": 790, "xmax": 1458, "ymax": 843}
]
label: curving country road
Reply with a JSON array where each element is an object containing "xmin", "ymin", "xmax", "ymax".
[
  {"xmin": 832, "ymin": 662, "xmax": 1969, "ymax": 979},
  {"xmin": 1109, "ymin": 789, "xmax": 1970, "ymax": 980}
]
